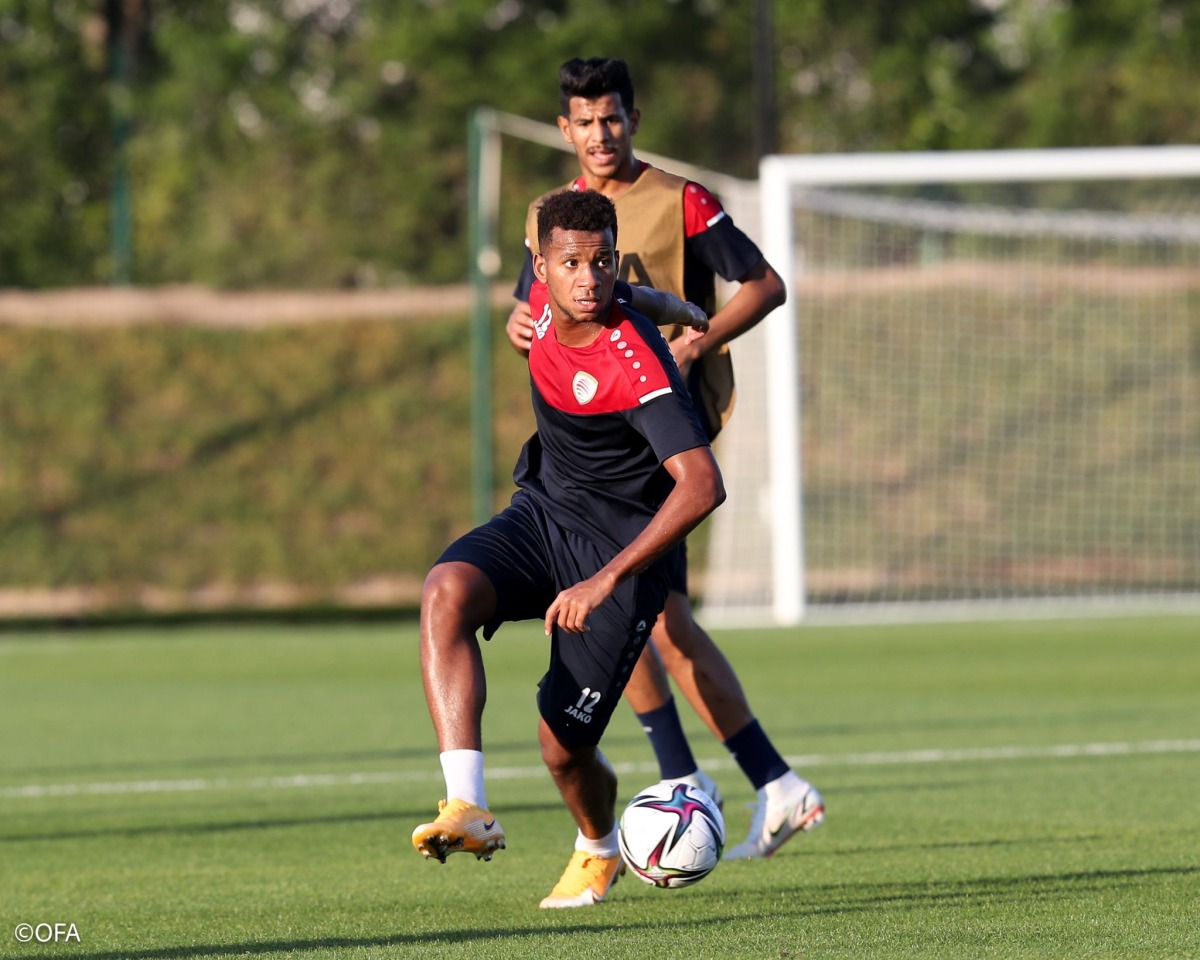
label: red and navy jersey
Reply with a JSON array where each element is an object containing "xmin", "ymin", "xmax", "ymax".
[
  {"xmin": 513, "ymin": 284, "xmax": 710, "ymax": 553},
  {"xmin": 673, "ymin": 177, "xmax": 764, "ymax": 310}
]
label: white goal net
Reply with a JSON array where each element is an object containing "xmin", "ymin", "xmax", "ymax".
[{"xmin": 701, "ymin": 147, "xmax": 1200, "ymax": 626}]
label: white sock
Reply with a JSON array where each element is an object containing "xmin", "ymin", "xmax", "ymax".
[
  {"xmin": 439, "ymin": 749, "xmax": 487, "ymax": 808},
  {"xmin": 575, "ymin": 827, "xmax": 620, "ymax": 858}
]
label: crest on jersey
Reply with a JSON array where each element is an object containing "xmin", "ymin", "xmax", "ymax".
[
  {"xmin": 534, "ymin": 302, "xmax": 552, "ymax": 340},
  {"xmin": 572, "ymin": 371, "xmax": 599, "ymax": 405}
]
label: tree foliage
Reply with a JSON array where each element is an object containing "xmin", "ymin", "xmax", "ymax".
[{"xmin": 2, "ymin": 0, "xmax": 1199, "ymax": 289}]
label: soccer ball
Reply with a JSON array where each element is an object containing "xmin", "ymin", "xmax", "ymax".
[{"xmin": 618, "ymin": 780, "xmax": 725, "ymax": 888}]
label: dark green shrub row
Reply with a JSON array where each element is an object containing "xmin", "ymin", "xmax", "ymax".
[{"xmin": 0, "ymin": 312, "xmax": 535, "ymax": 614}]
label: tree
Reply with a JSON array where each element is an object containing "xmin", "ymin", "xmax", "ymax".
[
  {"xmin": 2, "ymin": 0, "xmax": 1198, "ymax": 289},
  {"xmin": 0, "ymin": 0, "xmax": 113, "ymax": 286},
  {"xmin": 770, "ymin": 0, "xmax": 1200, "ymax": 153}
]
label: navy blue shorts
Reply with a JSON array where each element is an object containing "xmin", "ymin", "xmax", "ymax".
[
  {"xmin": 663, "ymin": 540, "xmax": 688, "ymax": 595},
  {"xmin": 437, "ymin": 491, "xmax": 670, "ymax": 747}
]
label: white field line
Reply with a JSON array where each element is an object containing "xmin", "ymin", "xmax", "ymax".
[{"xmin": 3, "ymin": 739, "xmax": 1198, "ymax": 801}]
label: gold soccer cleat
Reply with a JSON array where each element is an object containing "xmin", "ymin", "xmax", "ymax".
[
  {"xmin": 411, "ymin": 799, "xmax": 506, "ymax": 863},
  {"xmin": 538, "ymin": 850, "xmax": 624, "ymax": 908}
]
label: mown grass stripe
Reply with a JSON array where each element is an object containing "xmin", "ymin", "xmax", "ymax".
[{"xmin": 5, "ymin": 738, "xmax": 1197, "ymax": 800}]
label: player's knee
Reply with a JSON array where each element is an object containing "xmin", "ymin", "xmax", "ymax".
[
  {"xmin": 421, "ymin": 563, "xmax": 468, "ymax": 611},
  {"xmin": 539, "ymin": 735, "xmax": 570, "ymax": 776},
  {"xmin": 539, "ymin": 722, "xmax": 589, "ymax": 776},
  {"xmin": 421, "ymin": 562, "xmax": 493, "ymax": 629}
]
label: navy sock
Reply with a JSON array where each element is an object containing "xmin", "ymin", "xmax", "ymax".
[
  {"xmin": 635, "ymin": 698, "xmax": 698, "ymax": 780},
  {"xmin": 724, "ymin": 719, "xmax": 790, "ymax": 790}
]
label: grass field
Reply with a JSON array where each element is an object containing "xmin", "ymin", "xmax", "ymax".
[{"xmin": 2, "ymin": 615, "xmax": 1198, "ymax": 959}]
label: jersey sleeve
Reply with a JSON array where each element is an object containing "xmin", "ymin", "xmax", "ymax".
[
  {"xmin": 683, "ymin": 182, "xmax": 729, "ymax": 238},
  {"xmin": 683, "ymin": 182, "xmax": 766, "ymax": 283},
  {"xmin": 618, "ymin": 310, "xmax": 710, "ymax": 462},
  {"xmin": 626, "ymin": 388, "xmax": 710, "ymax": 466}
]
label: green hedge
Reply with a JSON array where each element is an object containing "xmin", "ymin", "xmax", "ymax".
[{"xmin": 0, "ymin": 312, "xmax": 536, "ymax": 615}]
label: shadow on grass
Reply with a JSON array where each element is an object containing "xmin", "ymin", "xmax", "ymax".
[
  {"xmin": 724, "ymin": 825, "xmax": 1200, "ymax": 860},
  {"xmin": 0, "ymin": 799, "xmax": 569, "ymax": 845},
  {"xmin": 763, "ymin": 864, "xmax": 1200, "ymax": 915},
  {"xmin": 24, "ymin": 865, "xmax": 1199, "ymax": 960},
  {"xmin": 4, "ymin": 730, "xmax": 650, "ymax": 779},
  {"xmin": 10, "ymin": 915, "xmax": 734, "ymax": 960},
  {"xmin": 822, "ymin": 830, "xmax": 1111, "ymax": 857}
]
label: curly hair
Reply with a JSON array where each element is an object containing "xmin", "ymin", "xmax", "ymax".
[{"xmin": 537, "ymin": 189, "xmax": 618, "ymax": 251}]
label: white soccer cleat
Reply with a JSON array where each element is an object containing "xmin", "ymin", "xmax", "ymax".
[
  {"xmin": 724, "ymin": 777, "xmax": 824, "ymax": 860},
  {"xmin": 672, "ymin": 768, "xmax": 724, "ymax": 812}
]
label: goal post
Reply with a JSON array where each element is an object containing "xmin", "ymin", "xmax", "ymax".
[
  {"xmin": 471, "ymin": 115, "xmax": 1200, "ymax": 628},
  {"xmin": 705, "ymin": 145, "xmax": 1200, "ymax": 626}
]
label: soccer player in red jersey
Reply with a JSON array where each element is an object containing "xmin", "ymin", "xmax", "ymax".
[
  {"xmin": 507, "ymin": 58, "xmax": 824, "ymax": 861},
  {"xmin": 414, "ymin": 189, "xmax": 725, "ymax": 907}
]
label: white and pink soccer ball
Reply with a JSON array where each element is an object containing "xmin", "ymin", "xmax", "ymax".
[{"xmin": 618, "ymin": 780, "xmax": 725, "ymax": 889}]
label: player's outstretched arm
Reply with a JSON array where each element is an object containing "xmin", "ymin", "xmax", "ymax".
[
  {"xmin": 626, "ymin": 286, "xmax": 710, "ymax": 339},
  {"xmin": 544, "ymin": 446, "xmax": 724, "ymax": 635}
]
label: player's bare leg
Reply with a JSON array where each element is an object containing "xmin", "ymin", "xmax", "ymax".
[
  {"xmin": 618, "ymin": 613, "xmax": 721, "ymax": 808},
  {"xmin": 538, "ymin": 719, "xmax": 617, "ymax": 840},
  {"xmin": 538, "ymin": 719, "xmax": 623, "ymax": 908},
  {"xmin": 412, "ymin": 562, "xmax": 506, "ymax": 863},
  {"xmin": 622, "ymin": 590, "xmax": 753, "ymax": 799},
  {"xmin": 418, "ymin": 561, "xmax": 493, "ymax": 752},
  {"xmin": 644, "ymin": 590, "xmax": 754, "ymax": 739}
]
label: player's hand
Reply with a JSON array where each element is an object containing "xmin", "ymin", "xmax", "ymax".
[
  {"xmin": 544, "ymin": 576, "xmax": 615, "ymax": 635},
  {"xmin": 506, "ymin": 300, "xmax": 534, "ymax": 357},
  {"xmin": 670, "ymin": 335, "xmax": 703, "ymax": 379}
]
